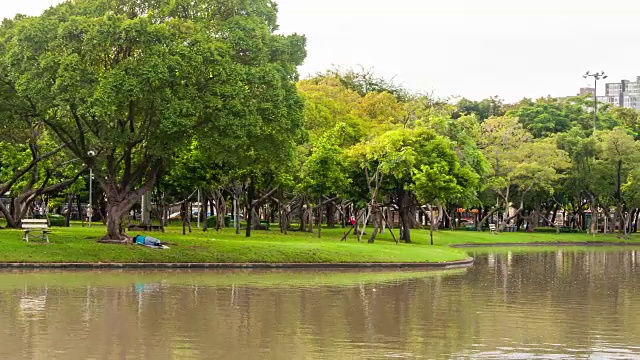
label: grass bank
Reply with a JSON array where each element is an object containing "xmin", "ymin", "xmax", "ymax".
[
  {"xmin": 1, "ymin": 223, "xmax": 636, "ymax": 265},
  {"xmin": 0, "ymin": 224, "xmax": 470, "ymax": 264},
  {"xmin": 429, "ymin": 229, "xmax": 640, "ymax": 246}
]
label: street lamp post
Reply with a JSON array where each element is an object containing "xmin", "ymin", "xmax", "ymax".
[{"xmin": 583, "ymin": 71, "xmax": 608, "ymax": 135}]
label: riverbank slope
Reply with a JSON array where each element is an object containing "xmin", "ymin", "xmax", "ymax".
[
  {"xmin": 0, "ymin": 225, "xmax": 636, "ymax": 265},
  {"xmin": 0, "ymin": 225, "xmax": 469, "ymax": 265}
]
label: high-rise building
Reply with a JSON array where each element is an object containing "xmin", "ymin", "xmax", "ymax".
[{"xmin": 597, "ymin": 77, "xmax": 640, "ymax": 110}]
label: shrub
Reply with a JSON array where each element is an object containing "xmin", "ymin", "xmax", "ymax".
[
  {"xmin": 48, "ymin": 214, "xmax": 66, "ymax": 227},
  {"xmin": 206, "ymin": 216, "xmax": 232, "ymax": 228}
]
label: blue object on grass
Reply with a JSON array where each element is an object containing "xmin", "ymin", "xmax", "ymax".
[{"xmin": 134, "ymin": 235, "xmax": 165, "ymax": 248}]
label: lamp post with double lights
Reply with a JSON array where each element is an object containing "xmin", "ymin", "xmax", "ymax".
[{"xmin": 583, "ymin": 71, "xmax": 607, "ymax": 135}]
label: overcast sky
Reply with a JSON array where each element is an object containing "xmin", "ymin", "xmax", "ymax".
[{"xmin": 3, "ymin": 0, "xmax": 640, "ymax": 101}]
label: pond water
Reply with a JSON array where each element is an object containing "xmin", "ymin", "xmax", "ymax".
[{"xmin": 2, "ymin": 249, "xmax": 640, "ymax": 359}]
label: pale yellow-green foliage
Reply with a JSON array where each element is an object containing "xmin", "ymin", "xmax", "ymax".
[{"xmin": 480, "ymin": 116, "xmax": 569, "ymax": 200}]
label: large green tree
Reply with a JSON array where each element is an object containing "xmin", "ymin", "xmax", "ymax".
[{"xmin": 2, "ymin": 0, "xmax": 305, "ymax": 240}]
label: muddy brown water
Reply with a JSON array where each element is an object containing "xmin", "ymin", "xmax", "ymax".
[{"xmin": 1, "ymin": 249, "xmax": 640, "ymax": 359}]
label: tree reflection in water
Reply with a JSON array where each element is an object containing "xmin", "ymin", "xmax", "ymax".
[{"xmin": 0, "ymin": 252, "xmax": 639, "ymax": 359}]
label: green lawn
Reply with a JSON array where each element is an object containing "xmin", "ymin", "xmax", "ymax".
[
  {"xmin": 0, "ymin": 224, "xmax": 469, "ymax": 264},
  {"xmin": 431, "ymin": 228, "xmax": 640, "ymax": 246},
  {"xmin": 0, "ymin": 223, "xmax": 637, "ymax": 264}
]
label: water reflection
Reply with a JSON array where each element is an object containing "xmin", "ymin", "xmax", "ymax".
[{"xmin": 0, "ymin": 250, "xmax": 639, "ymax": 359}]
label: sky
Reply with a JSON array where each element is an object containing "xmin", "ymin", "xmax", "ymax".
[{"xmin": 3, "ymin": 0, "xmax": 640, "ymax": 102}]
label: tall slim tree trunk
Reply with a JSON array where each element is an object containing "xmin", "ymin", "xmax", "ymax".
[
  {"xmin": 75, "ymin": 195, "xmax": 83, "ymax": 224},
  {"xmin": 317, "ymin": 196, "xmax": 322, "ymax": 238},
  {"xmin": 307, "ymin": 198, "xmax": 313, "ymax": 233},
  {"xmin": 298, "ymin": 197, "xmax": 306, "ymax": 232},
  {"xmin": 159, "ymin": 192, "xmax": 166, "ymax": 233},
  {"xmin": 246, "ymin": 179, "xmax": 254, "ymax": 238},
  {"xmin": 187, "ymin": 201, "xmax": 192, "ymax": 233},
  {"xmin": 234, "ymin": 196, "xmax": 241, "ymax": 235},
  {"xmin": 65, "ymin": 194, "xmax": 73, "ymax": 227},
  {"xmin": 368, "ymin": 204, "xmax": 381, "ymax": 244},
  {"xmin": 623, "ymin": 208, "xmax": 635, "ymax": 237},
  {"xmin": 181, "ymin": 202, "xmax": 187, "ymax": 235},
  {"xmin": 589, "ymin": 194, "xmax": 597, "ymax": 235},
  {"xmin": 502, "ymin": 188, "xmax": 511, "ymax": 226},
  {"xmin": 426, "ymin": 205, "xmax": 436, "ymax": 245},
  {"xmin": 201, "ymin": 196, "xmax": 209, "ymax": 232}
]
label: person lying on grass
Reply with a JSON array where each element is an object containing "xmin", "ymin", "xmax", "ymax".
[{"xmin": 132, "ymin": 234, "xmax": 169, "ymax": 249}]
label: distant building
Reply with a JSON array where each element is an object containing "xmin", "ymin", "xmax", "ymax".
[
  {"xmin": 597, "ymin": 77, "xmax": 640, "ymax": 110},
  {"xmin": 579, "ymin": 87, "xmax": 595, "ymax": 96},
  {"xmin": 558, "ymin": 87, "xmax": 595, "ymax": 102}
]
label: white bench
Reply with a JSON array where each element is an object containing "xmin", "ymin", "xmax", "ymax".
[
  {"xmin": 21, "ymin": 219, "xmax": 50, "ymax": 242},
  {"xmin": 489, "ymin": 223, "xmax": 497, "ymax": 234}
]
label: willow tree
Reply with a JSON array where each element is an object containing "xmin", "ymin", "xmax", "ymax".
[{"xmin": 3, "ymin": 0, "xmax": 306, "ymax": 240}]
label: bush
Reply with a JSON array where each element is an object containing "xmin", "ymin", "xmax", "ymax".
[
  {"xmin": 206, "ymin": 216, "xmax": 232, "ymax": 228},
  {"xmin": 534, "ymin": 226, "xmax": 578, "ymax": 233},
  {"xmin": 48, "ymin": 214, "xmax": 66, "ymax": 227},
  {"xmin": 258, "ymin": 220, "xmax": 270, "ymax": 230}
]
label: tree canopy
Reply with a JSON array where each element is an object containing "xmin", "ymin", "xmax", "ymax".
[{"xmin": 2, "ymin": 3, "xmax": 640, "ymax": 243}]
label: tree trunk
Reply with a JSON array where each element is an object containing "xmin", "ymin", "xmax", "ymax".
[
  {"xmin": 477, "ymin": 207, "xmax": 497, "ymax": 231},
  {"xmin": 616, "ymin": 201, "xmax": 624, "ymax": 233},
  {"xmin": 298, "ymin": 197, "xmax": 306, "ymax": 232},
  {"xmin": 589, "ymin": 193, "xmax": 597, "ymax": 235},
  {"xmin": 105, "ymin": 203, "xmax": 128, "ymax": 241},
  {"xmin": 368, "ymin": 204, "xmax": 381, "ymax": 244},
  {"xmin": 623, "ymin": 208, "xmax": 635, "ymax": 238},
  {"xmin": 202, "ymin": 195, "xmax": 209, "ymax": 232},
  {"xmin": 246, "ymin": 179, "xmax": 254, "ymax": 238},
  {"xmin": 499, "ymin": 201, "xmax": 523, "ymax": 232},
  {"xmin": 317, "ymin": 196, "xmax": 322, "ymax": 238},
  {"xmin": 234, "ymin": 196, "xmax": 241, "ymax": 235},
  {"xmin": 551, "ymin": 204, "xmax": 559, "ymax": 224},
  {"xmin": 219, "ymin": 193, "xmax": 228, "ymax": 229},
  {"xmin": 357, "ymin": 206, "xmax": 371, "ymax": 243},
  {"xmin": 530, "ymin": 204, "xmax": 541, "ymax": 232},
  {"xmin": 65, "ymin": 194, "xmax": 73, "ymax": 227},
  {"xmin": 159, "ymin": 191, "xmax": 166, "ymax": 233},
  {"xmin": 397, "ymin": 189, "xmax": 413, "ymax": 243},
  {"xmin": 436, "ymin": 204, "xmax": 444, "ymax": 231},
  {"xmin": 0, "ymin": 198, "xmax": 19, "ymax": 229},
  {"xmin": 76, "ymin": 195, "xmax": 83, "ymax": 225},
  {"xmin": 327, "ymin": 201, "xmax": 336, "ymax": 228},
  {"xmin": 427, "ymin": 204, "xmax": 436, "ymax": 245},
  {"xmin": 502, "ymin": 188, "xmax": 511, "ymax": 227},
  {"xmin": 399, "ymin": 206, "xmax": 412, "ymax": 243},
  {"xmin": 181, "ymin": 201, "xmax": 187, "ymax": 235},
  {"xmin": 602, "ymin": 206, "xmax": 613, "ymax": 234},
  {"xmin": 307, "ymin": 198, "xmax": 313, "ymax": 233}
]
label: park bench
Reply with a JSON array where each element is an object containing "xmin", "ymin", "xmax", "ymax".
[
  {"xmin": 489, "ymin": 223, "xmax": 497, "ymax": 234},
  {"xmin": 21, "ymin": 219, "xmax": 50, "ymax": 242}
]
